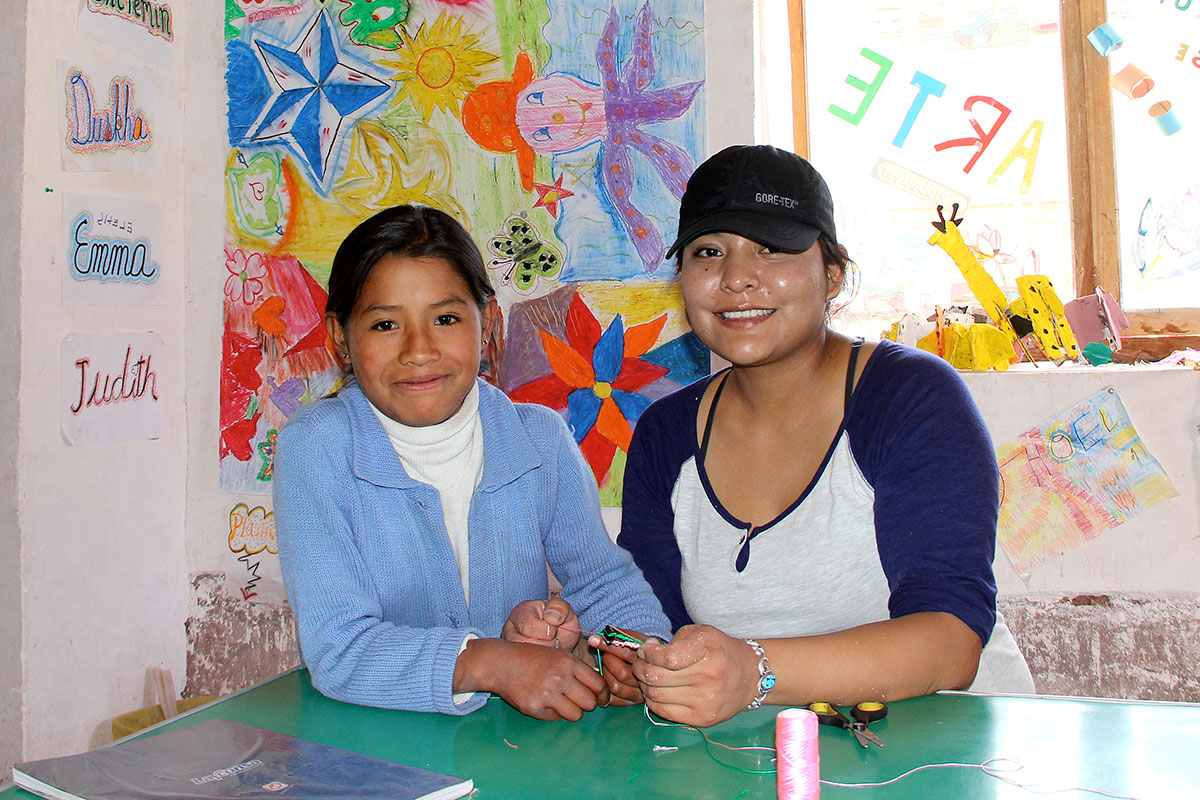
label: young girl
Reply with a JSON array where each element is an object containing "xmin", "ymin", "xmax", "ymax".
[
  {"xmin": 611, "ymin": 145, "xmax": 1033, "ymax": 727},
  {"xmin": 273, "ymin": 204, "xmax": 670, "ymax": 721}
]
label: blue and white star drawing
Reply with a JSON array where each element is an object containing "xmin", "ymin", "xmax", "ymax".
[{"xmin": 244, "ymin": 9, "xmax": 389, "ymax": 188}]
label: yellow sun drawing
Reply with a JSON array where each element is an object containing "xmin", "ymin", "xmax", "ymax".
[
  {"xmin": 333, "ymin": 118, "xmax": 467, "ymax": 222},
  {"xmin": 380, "ymin": 13, "xmax": 498, "ymax": 122}
]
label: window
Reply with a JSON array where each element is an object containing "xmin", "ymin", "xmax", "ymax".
[{"xmin": 766, "ymin": 0, "xmax": 1199, "ymax": 358}]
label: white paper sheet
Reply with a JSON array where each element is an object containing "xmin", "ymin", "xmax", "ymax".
[
  {"xmin": 62, "ymin": 192, "xmax": 166, "ymax": 305},
  {"xmin": 61, "ymin": 332, "xmax": 164, "ymax": 445}
]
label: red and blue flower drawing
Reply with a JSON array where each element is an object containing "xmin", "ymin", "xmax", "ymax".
[{"xmin": 509, "ymin": 294, "xmax": 669, "ymax": 485}]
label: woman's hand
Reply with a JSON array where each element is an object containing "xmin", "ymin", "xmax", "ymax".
[
  {"xmin": 501, "ymin": 598, "xmax": 582, "ymax": 653},
  {"xmin": 634, "ymin": 624, "xmax": 760, "ymax": 727},
  {"xmin": 455, "ymin": 638, "xmax": 609, "ymax": 721}
]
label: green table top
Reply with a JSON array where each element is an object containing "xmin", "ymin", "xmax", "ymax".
[{"xmin": 7, "ymin": 669, "xmax": 1199, "ymax": 799}]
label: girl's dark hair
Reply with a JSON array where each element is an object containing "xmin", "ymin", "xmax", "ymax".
[{"xmin": 326, "ymin": 205, "xmax": 495, "ymax": 327}]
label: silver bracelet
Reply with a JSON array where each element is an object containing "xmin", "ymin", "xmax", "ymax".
[{"xmin": 744, "ymin": 639, "xmax": 777, "ymax": 710}]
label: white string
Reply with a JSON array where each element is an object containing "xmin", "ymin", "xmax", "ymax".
[
  {"xmin": 821, "ymin": 757, "xmax": 1142, "ymax": 800},
  {"xmin": 645, "ymin": 707, "xmax": 1141, "ymax": 799},
  {"xmin": 644, "ymin": 706, "xmax": 777, "ymax": 769}
]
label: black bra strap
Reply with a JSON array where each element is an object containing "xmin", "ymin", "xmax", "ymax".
[
  {"xmin": 844, "ymin": 337, "xmax": 865, "ymax": 413},
  {"xmin": 699, "ymin": 370, "xmax": 731, "ymax": 460}
]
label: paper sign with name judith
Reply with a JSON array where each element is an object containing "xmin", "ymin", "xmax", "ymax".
[
  {"xmin": 78, "ymin": 0, "xmax": 175, "ymax": 68},
  {"xmin": 58, "ymin": 60, "xmax": 159, "ymax": 172},
  {"xmin": 995, "ymin": 387, "xmax": 1177, "ymax": 574},
  {"xmin": 63, "ymin": 192, "xmax": 165, "ymax": 305},
  {"xmin": 61, "ymin": 332, "xmax": 162, "ymax": 445}
]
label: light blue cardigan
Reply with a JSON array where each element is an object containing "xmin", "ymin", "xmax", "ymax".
[{"xmin": 273, "ymin": 379, "xmax": 670, "ymax": 714}]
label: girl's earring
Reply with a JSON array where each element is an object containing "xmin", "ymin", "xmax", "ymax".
[{"xmin": 482, "ymin": 338, "xmax": 489, "ymax": 346}]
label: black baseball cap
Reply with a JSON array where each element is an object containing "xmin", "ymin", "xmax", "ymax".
[{"xmin": 665, "ymin": 145, "xmax": 837, "ymax": 259}]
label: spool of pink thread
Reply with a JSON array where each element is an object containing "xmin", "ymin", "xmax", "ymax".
[{"xmin": 776, "ymin": 708, "xmax": 820, "ymax": 799}]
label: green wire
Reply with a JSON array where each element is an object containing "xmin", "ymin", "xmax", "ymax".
[{"xmin": 702, "ymin": 738, "xmax": 777, "ymax": 775}]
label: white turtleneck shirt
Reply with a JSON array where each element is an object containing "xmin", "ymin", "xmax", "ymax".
[{"xmin": 368, "ymin": 382, "xmax": 484, "ymax": 603}]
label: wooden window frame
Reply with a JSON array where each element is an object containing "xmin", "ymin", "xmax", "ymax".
[{"xmin": 786, "ymin": 0, "xmax": 1199, "ymax": 360}]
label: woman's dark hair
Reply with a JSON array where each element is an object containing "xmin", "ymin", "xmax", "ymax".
[
  {"xmin": 818, "ymin": 233, "xmax": 860, "ymax": 319},
  {"xmin": 326, "ymin": 205, "xmax": 495, "ymax": 327}
]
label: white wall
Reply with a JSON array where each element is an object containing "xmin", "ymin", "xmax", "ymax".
[
  {"xmin": 184, "ymin": 0, "xmax": 234, "ymax": 577},
  {"xmin": 707, "ymin": 0, "xmax": 760, "ymax": 149},
  {"xmin": 14, "ymin": 2, "xmax": 191, "ymax": 763},
  {"xmin": 1, "ymin": 0, "xmax": 28, "ymax": 778}
]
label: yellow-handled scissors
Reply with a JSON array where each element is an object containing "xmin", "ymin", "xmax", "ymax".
[{"xmin": 808, "ymin": 701, "xmax": 887, "ymax": 748}]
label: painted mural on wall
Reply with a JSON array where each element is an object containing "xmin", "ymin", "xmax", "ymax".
[{"xmin": 220, "ymin": 0, "xmax": 707, "ymax": 503}]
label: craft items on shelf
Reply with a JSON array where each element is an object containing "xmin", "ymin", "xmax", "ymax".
[
  {"xmin": 1063, "ymin": 286, "xmax": 1131, "ymax": 365},
  {"xmin": 1081, "ymin": 342, "xmax": 1115, "ymax": 365},
  {"xmin": 1158, "ymin": 349, "xmax": 1200, "ymax": 369},
  {"xmin": 884, "ymin": 305, "xmax": 1015, "ymax": 371},
  {"xmin": 923, "ymin": 204, "xmax": 1081, "ymax": 369},
  {"xmin": 927, "ymin": 204, "xmax": 1023, "ymax": 347},
  {"xmin": 921, "ymin": 313, "xmax": 1016, "ymax": 371},
  {"xmin": 1009, "ymin": 275, "xmax": 1080, "ymax": 362}
]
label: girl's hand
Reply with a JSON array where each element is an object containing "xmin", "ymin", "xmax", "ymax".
[
  {"xmin": 456, "ymin": 639, "xmax": 609, "ymax": 721},
  {"xmin": 634, "ymin": 624, "xmax": 760, "ymax": 727},
  {"xmin": 587, "ymin": 634, "xmax": 660, "ymax": 706},
  {"xmin": 501, "ymin": 598, "xmax": 582, "ymax": 653}
]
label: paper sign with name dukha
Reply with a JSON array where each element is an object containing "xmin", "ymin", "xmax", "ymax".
[{"xmin": 58, "ymin": 60, "xmax": 160, "ymax": 172}]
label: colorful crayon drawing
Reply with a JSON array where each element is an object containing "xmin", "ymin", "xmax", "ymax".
[
  {"xmin": 233, "ymin": 9, "xmax": 391, "ymax": 188},
  {"xmin": 500, "ymin": 283, "xmax": 707, "ymax": 504},
  {"xmin": 228, "ymin": 503, "xmax": 277, "ymax": 601},
  {"xmin": 995, "ymin": 388, "xmax": 1178, "ymax": 575},
  {"xmin": 1134, "ymin": 183, "xmax": 1200, "ymax": 279},
  {"xmin": 461, "ymin": 3, "xmax": 701, "ymax": 272},
  {"xmin": 220, "ymin": 0, "xmax": 707, "ymax": 501}
]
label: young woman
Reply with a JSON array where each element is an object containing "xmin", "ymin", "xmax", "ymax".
[
  {"xmin": 273, "ymin": 204, "xmax": 670, "ymax": 721},
  {"xmin": 611, "ymin": 145, "xmax": 1033, "ymax": 727}
]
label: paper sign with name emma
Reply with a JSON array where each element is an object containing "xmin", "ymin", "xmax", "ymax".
[
  {"xmin": 61, "ymin": 332, "xmax": 163, "ymax": 445},
  {"xmin": 58, "ymin": 60, "xmax": 159, "ymax": 172},
  {"xmin": 78, "ymin": 0, "xmax": 174, "ymax": 68},
  {"xmin": 63, "ymin": 192, "xmax": 165, "ymax": 305}
]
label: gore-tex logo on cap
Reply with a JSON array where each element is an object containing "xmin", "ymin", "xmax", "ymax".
[{"xmin": 755, "ymin": 192, "xmax": 798, "ymax": 209}]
